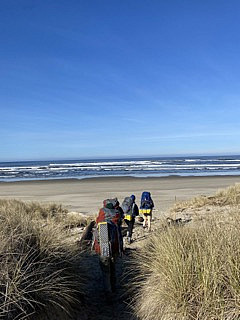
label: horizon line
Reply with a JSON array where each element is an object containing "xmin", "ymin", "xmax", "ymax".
[{"xmin": 1, "ymin": 152, "xmax": 240, "ymax": 163}]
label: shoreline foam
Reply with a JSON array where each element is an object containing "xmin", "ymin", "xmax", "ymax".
[
  {"xmin": 1, "ymin": 173, "xmax": 240, "ymax": 184},
  {"xmin": 1, "ymin": 155, "xmax": 240, "ymax": 181}
]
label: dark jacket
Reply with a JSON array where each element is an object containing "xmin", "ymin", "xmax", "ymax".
[{"xmin": 132, "ymin": 203, "xmax": 139, "ymax": 217}]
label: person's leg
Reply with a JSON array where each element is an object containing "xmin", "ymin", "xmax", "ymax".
[
  {"xmin": 126, "ymin": 218, "xmax": 135, "ymax": 243},
  {"xmin": 124, "ymin": 219, "xmax": 130, "ymax": 237},
  {"xmin": 147, "ymin": 214, "xmax": 152, "ymax": 231},
  {"xmin": 128, "ymin": 217, "xmax": 135, "ymax": 238},
  {"xmin": 126, "ymin": 219, "xmax": 132, "ymax": 244},
  {"xmin": 143, "ymin": 214, "xmax": 147, "ymax": 228}
]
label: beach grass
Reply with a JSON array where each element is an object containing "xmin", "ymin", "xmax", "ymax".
[
  {"xmin": 0, "ymin": 199, "xmax": 88, "ymax": 319},
  {"xmin": 171, "ymin": 183, "xmax": 240, "ymax": 212},
  {"xmin": 2, "ymin": 183, "xmax": 240, "ymax": 319},
  {"xmin": 131, "ymin": 184, "xmax": 240, "ymax": 320}
]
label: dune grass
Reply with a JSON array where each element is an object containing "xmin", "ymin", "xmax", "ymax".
[
  {"xmin": 172, "ymin": 183, "xmax": 240, "ymax": 213},
  {"xmin": 131, "ymin": 184, "xmax": 240, "ymax": 320},
  {"xmin": 0, "ymin": 199, "xmax": 88, "ymax": 319}
]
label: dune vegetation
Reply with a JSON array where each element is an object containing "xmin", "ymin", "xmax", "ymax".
[
  {"xmin": 0, "ymin": 199, "xmax": 89, "ymax": 320},
  {"xmin": 2, "ymin": 184, "xmax": 240, "ymax": 320},
  {"xmin": 172, "ymin": 183, "xmax": 240, "ymax": 211},
  {"xmin": 131, "ymin": 184, "xmax": 240, "ymax": 320}
]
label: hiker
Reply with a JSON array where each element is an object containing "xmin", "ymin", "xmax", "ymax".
[
  {"xmin": 103, "ymin": 197, "xmax": 124, "ymax": 249},
  {"xmin": 112, "ymin": 198, "xmax": 124, "ymax": 250},
  {"xmin": 113, "ymin": 198, "xmax": 125, "ymax": 224},
  {"xmin": 122, "ymin": 194, "xmax": 139, "ymax": 244},
  {"xmin": 93, "ymin": 198, "xmax": 123, "ymax": 293},
  {"xmin": 140, "ymin": 191, "xmax": 154, "ymax": 231}
]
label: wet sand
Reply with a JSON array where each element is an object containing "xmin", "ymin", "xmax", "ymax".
[{"xmin": 0, "ymin": 175, "xmax": 240, "ymax": 216}]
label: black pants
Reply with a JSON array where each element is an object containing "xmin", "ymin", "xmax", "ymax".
[{"xmin": 124, "ymin": 217, "xmax": 135, "ymax": 238}]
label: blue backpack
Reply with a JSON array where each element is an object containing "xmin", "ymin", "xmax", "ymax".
[{"xmin": 140, "ymin": 191, "xmax": 153, "ymax": 209}]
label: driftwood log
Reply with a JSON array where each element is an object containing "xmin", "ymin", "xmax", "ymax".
[
  {"xmin": 166, "ymin": 217, "xmax": 192, "ymax": 227},
  {"xmin": 79, "ymin": 220, "xmax": 95, "ymax": 250}
]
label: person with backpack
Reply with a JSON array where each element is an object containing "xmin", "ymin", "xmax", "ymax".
[
  {"xmin": 139, "ymin": 191, "xmax": 154, "ymax": 231},
  {"xmin": 113, "ymin": 198, "xmax": 125, "ymax": 223},
  {"xmin": 93, "ymin": 198, "xmax": 123, "ymax": 293},
  {"xmin": 122, "ymin": 194, "xmax": 139, "ymax": 244}
]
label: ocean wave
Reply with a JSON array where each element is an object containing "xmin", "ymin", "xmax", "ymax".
[{"xmin": 0, "ymin": 156, "xmax": 240, "ymax": 181}]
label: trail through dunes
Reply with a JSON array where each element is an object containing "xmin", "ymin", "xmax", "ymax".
[{"xmin": 75, "ymin": 220, "xmax": 158, "ymax": 320}]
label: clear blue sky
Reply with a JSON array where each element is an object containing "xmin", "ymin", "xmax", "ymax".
[{"xmin": 1, "ymin": 0, "xmax": 240, "ymax": 161}]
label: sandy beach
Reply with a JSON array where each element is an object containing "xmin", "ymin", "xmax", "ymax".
[{"xmin": 1, "ymin": 175, "xmax": 240, "ymax": 216}]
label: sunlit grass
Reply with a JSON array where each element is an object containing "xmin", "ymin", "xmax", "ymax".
[
  {"xmin": 131, "ymin": 184, "xmax": 240, "ymax": 320},
  {"xmin": 171, "ymin": 183, "xmax": 240, "ymax": 212}
]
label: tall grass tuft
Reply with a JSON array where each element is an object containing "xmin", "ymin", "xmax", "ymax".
[
  {"xmin": 172, "ymin": 183, "xmax": 240, "ymax": 212},
  {"xmin": 0, "ymin": 199, "xmax": 87, "ymax": 319},
  {"xmin": 131, "ymin": 186, "xmax": 240, "ymax": 320}
]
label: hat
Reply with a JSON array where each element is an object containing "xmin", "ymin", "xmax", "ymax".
[{"xmin": 130, "ymin": 194, "xmax": 135, "ymax": 201}]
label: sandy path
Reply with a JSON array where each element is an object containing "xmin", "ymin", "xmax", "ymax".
[{"xmin": 78, "ymin": 221, "xmax": 154, "ymax": 320}]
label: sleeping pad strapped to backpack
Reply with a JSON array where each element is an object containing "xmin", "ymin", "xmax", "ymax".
[{"xmin": 93, "ymin": 199, "xmax": 122, "ymax": 256}]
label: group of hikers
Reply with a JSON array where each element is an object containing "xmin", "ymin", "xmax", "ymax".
[{"xmin": 91, "ymin": 191, "xmax": 154, "ymax": 293}]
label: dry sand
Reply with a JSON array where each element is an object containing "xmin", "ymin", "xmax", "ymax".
[
  {"xmin": 1, "ymin": 175, "xmax": 240, "ymax": 216},
  {"xmin": 1, "ymin": 176, "xmax": 240, "ymax": 320}
]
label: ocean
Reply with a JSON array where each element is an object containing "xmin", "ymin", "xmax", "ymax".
[{"xmin": 0, "ymin": 155, "xmax": 240, "ymax": 182}]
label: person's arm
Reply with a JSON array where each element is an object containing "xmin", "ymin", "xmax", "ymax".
[
  {"xmin": 151, "ymin": 199, "xmax": 154, "ymax": 208},
  {"xmin": 119, "ymin": 207, "xmax": 124, "ymax": 218},
  {"xmin": 134, "ymin": 204, "xmax": 139, "ymax": 216},
  {"xmin": 117, "ymin": 207, "xmax": 124, "ymax": 224}
]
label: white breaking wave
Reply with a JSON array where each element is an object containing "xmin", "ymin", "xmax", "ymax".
[{"xmin": 0, "ymin": 157, "xmax": 240, "ymax": 181}]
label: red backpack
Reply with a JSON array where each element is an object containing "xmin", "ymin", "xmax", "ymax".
[{"xmin": 94, "ymin": 207, "xmax": 121, "ymax": 255}]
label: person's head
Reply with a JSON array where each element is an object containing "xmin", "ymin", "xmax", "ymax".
[
  {"xmin": 109, "ymin": 197, "xmax": 118, "ymax": 208},
  {"xmin": 130, "ymin": 194, "xmax": 136, "ymax": 202},
  {"xmin": 103, "ymin": 198, "xmax": 119, "ymax": 209},
  {"xmin": 106, "ymin": 202, "xmax": 114, "ymax": 209}
]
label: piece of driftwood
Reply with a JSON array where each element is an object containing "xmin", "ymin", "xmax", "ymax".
[
  {"xmin": 166, "ymin": 217, "xmax": 192, "ymax": 227},
  {"xmin": 79, "ymin": 220, "xmax": 95, "ymax": 250}
]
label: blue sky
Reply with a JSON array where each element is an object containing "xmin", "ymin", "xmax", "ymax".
[{"xmin": 1, "ymin": 0, "xmax": 240, "ymax": 161}]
